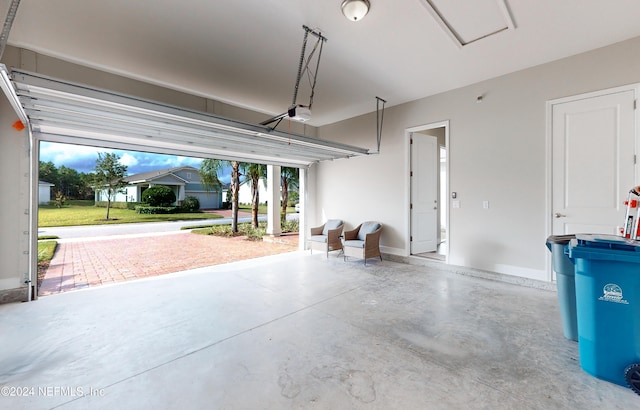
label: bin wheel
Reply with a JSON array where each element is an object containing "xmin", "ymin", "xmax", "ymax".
[{"xmin": 624, "ymin": 364, "xmax": 640, "ymax": 395}]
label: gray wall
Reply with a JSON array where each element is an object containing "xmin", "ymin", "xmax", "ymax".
[{"xmin": 312, "ymin": 35, "xmax": 640, "ymax": 281}]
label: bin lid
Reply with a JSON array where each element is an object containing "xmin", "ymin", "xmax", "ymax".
[
  {"xmin": 546, "ymin": 234, "xmax": 577, "ymax": 245},
  {"xmin": 575, "ymin": 234, "xmax": 640, "ymax": 250},
  {"xmin": 567, "ymin": 234, "xmax": 640, "ymax": 263}
]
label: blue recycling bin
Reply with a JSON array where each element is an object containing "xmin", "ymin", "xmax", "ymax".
[
  {"xmin": 546, "ymin": 235, "xmax": 578, "ymax": 341},
  {"xmin": 567, "ymin": 234, "xmax": 640, "ymax": 390}
]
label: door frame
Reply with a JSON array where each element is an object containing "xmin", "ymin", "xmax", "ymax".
[
  {"xmin": 545, "ymin": 83, "xmax": 640, "ymax": 281},
  {"xmin": 405, "ymin": 120, "xmax": 450, "ymax": 261}
]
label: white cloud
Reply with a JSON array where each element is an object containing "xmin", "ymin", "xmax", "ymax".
[{"xmin": 119, "ymin": 153, "xmax": 139, "ymax": 167}]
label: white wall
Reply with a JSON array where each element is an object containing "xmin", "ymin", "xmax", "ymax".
[
  {"xmin": 238, "ymin": 179, "xmax": 268, "ymax": 205},
  {"xmin": 313, "ymin": 36, "xmax": 640, "ymax": 282},
  {"xmin": 0, "ymin": 94, "xmax": 31, "ymax": 302},
  {"xmin": 38, "ymin": 183, "xmax": 52, "ymax": 204}
]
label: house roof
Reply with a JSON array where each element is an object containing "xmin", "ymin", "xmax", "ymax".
[
  {"xmin": 39, "ymin": 180, "xmax": 54, "ymax": 186},
  {"xmin": 124, "ymin": 166, "xmax": 198, "ymax": 184}
]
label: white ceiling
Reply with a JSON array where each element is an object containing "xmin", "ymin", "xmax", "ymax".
[{"xmin": 7, "ymin": 0, "xmax": 640, "ymax": 126}]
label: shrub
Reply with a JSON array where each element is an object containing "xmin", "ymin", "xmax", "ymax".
[
  {"xmin": 206, "ymin": 224, "xmax": 238, "ymax": 237},
  {"xmin": 141, "ymin": 186, "xmax": 176, "ymax": 206},
  {"xmin": 281, "ymin": 219, "xmax": 299, "ymax": 233},
  {"xmin": 240, "ymin": 222, "xmax": 266, "ymax": 241},
  {"xmin": 180, "ymin": 196, "xmax": 200, "ymax": 212},
  {"xmin": 135, "ymin": 205, "xmax": 179, "ymax": 214},
  {"xmin": 54, "ymin": 191, "xmax": 66, "ymax": 208}
]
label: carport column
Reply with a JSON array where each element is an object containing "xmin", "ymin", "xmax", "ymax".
[
  {"xmin": 299, "ymin": 167, "xmax": 306, "ymax": 251},
  {"xmin": 266, "ymin": 165, "xmax": 281, "ymax": 236}
]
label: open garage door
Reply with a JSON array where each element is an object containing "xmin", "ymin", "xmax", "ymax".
[
  {"xmin": 0, "ymin": 64, "xmax": 370, "ymax": 301},
  {"xmin": 0, "ymin": 66, "xmax": 369, "ymax": 167}
]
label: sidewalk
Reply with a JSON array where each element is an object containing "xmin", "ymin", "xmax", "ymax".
[{"xmin": 40, "ymin": 231, "xmax": 299, "ymax": 296}]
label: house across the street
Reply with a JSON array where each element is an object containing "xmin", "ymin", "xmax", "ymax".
[
  {"xmin": 38, "ymin": 181, "xmax": 54, "ymax": 204},
  {"xmin": 94, "ymin": 166, "xmax": 222, "ymax": 209}
]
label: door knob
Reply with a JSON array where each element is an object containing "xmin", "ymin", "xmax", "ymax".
[{"xmin": 554, "ymin": 212, "xmax": 566, "ymax": 218}]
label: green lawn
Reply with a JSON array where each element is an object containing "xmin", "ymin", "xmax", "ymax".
[
  {"xmin": 39, "ymin": 201, "xmax": 223, "ymax": 227},
  {"xmin": 38, "ymin": 240, "xmax": 57, "ymax": 263},
  {"xmin": 37, "ymin": 240, "xmax": 58, "ymax": 288}
]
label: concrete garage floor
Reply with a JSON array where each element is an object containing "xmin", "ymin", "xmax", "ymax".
[{"xmin": 1, "ymin": 252, "xmax": 638, "ymax": 409}]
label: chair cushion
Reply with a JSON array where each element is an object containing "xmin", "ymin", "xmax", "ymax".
[
  {"xmin": 322, "ymin": 219, "xmax": 343, "ymax": 235},
  {"xmin": 357, "ymin": 221, "xmax": 381, "ymax": 240},
  {"xmin": 344, "ymin": 239, "xmax": 365, "ymax": 248},
  {"xmin": 309, "ymin": 235, "xmax": 328, "ymax": 243}
]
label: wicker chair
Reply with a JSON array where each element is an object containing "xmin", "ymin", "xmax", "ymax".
[
  {"xmin": 343, "ymin": 221, "xmax": 382, "ymax": 265},
  {"xmin": 308, "ymin": 219, "xmax": 344, "ymax": 257}
]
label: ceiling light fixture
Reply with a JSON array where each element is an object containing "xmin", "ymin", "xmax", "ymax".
[{"xmin": 341, "ymin": 0, "xmax": 370, "ymax": 22}]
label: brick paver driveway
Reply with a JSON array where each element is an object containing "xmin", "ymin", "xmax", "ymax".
[{"xmin": 40, "ymin": 231, "xmax": 298, "ymax": 296}]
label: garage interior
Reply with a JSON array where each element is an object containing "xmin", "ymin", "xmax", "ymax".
[{"xmin": 2, "ymin": 0, "xmax": 640, "ymax": 408}]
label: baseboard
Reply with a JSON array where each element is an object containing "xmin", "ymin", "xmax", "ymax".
[
  {"xmin": 379, "ymin": 245, "xmax": 405, "ymax": 256},
  {"xmin": 0, "ymin": 287, "xmax": 28, "ymax": 304},
  {"xmin": 383, "ymin": 253, "xmax": 556, "ymax": 291}
]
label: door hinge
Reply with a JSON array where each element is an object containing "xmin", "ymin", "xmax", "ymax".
[
  {"xmin": 410, "ymin": 138, "xmax": 413, "ymax": 144},
  {"xmin": 635, "ymin": 154, "xmax": 637, "ymax": 165},
  {"xmin": 410, "ymin": 203, "xmax": 413, "ymax": 209},
  {"xmin": 635, "ymin": 99, "xmax": 637, "ymax": 110},
  {"xmin": 410, "ymin": 236, "xmax": 413, "ymax": 241},
  {"xmin": 410, "ymin": 171, "xmax": 413, "ymax": 177}
]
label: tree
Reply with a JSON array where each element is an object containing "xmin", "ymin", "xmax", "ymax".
[
  {"xmin": 78, "ymin": 173, "xmax": 96, "ymax": 200},
  {"xmin": 39, "ymin": 161, "xmax": 59, "ymax": 184},
  {"xmin": 201, "ymin": 159, "xmax": 241, "ymax": 233},
  {"xmin": 58, "ymin": 165, "xmax": 81, "ymax": 197},
  {"xmin": 281, "ymin": 167, "xmax": 299, "ymax": 217},
  {"xmin": 93, "ymin": 152, "xmax": 128, "ymax": 220},
  {"xmin": 39, "ymin": 161, "xmax": 94, "ymax": 200},
  {"xmin": 241, "ymin": 163, "xmax": 266, "ymax": 228}
]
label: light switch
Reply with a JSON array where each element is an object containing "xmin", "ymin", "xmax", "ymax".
[
  {"xmin": 452, "ymin": 200, "xmax": 460, "ymax": 209},
  {"xmin": 483, "ymin": 201, "xmax": 489, "ymax": 209}
]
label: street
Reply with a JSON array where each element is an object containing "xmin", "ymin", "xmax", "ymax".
[{"xmin": 39, "ymin": 213, "xmax": 298, "ymax": 240}]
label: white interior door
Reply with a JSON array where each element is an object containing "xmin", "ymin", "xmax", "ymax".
[
  {"xmin": 411, "ymin": 133, "xmax": 438, "ymax": 253},
  {"xmin": 552, "ymin": 89, "xmax": 636, "ymax": 235}
]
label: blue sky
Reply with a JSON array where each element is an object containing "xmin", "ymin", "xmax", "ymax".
[{"xmin": 39, "ymin": 141, "xmax": 232, "ymax": 183}]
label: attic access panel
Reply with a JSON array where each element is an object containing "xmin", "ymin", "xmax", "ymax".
[
  {"xmin": 4, "ymin": 67, "xmax": 369, "ymax": 168},
  {"xmin": 421, "ymin": 0, "xmax": 515, "ymax": 47}
]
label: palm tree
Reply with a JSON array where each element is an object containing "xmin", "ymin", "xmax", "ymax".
[
  {"xmin": 240, "ymin": 163, "xmax": 266, "ymax": 228},
  {"xmin": 200, "ymin": 159, "xmax": 241, "ymax": 233},
  {"xmin": 281, "ymin": 167, "xmax": 299, "ymax": 217}
]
